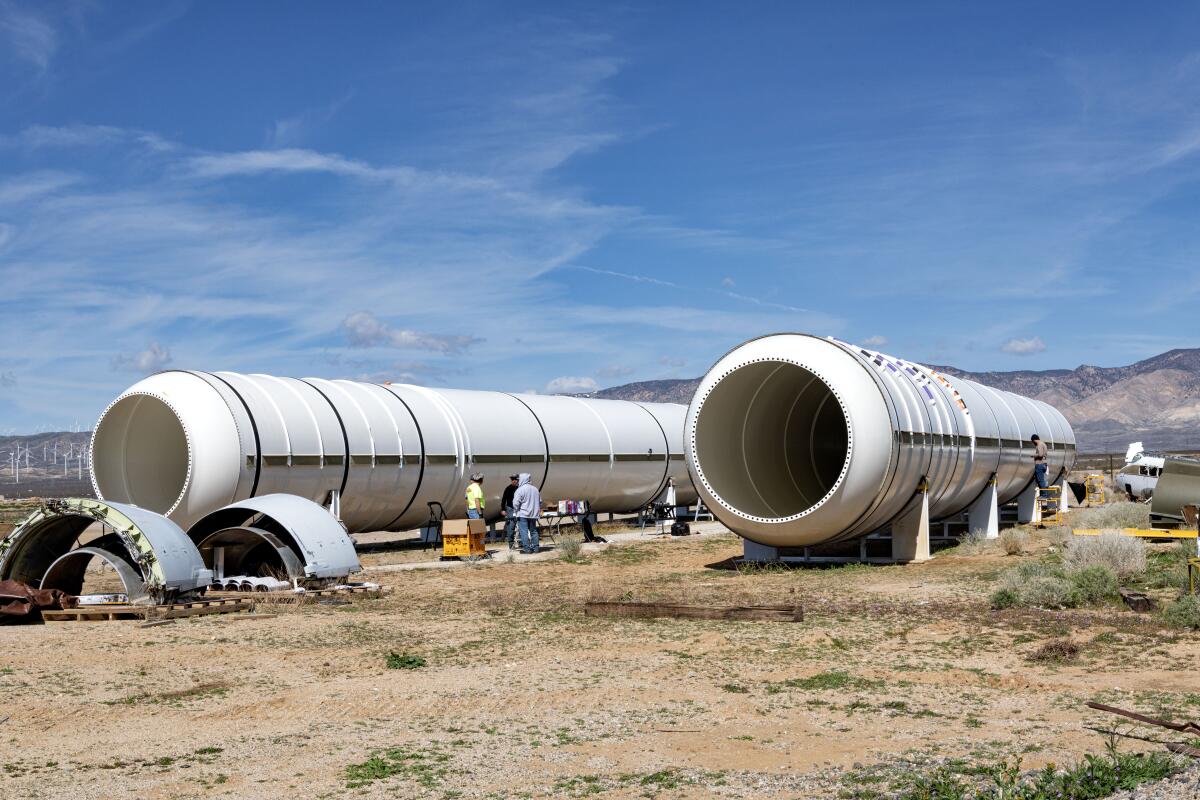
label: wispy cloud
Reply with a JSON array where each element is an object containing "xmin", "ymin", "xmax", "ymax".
[
  {"xmin": 0, "ymin": 170, "xmax": 79, "ymax": 204},
  {"xmin": 545, "ymin": 375, "xmax": 597, "ymax": 393},
  {"xmin": 185, "ymin": 147, "xmax": 498, "ymax": 194},
  {"xmin": 1001, "ymin": 336, "xmax": 1047, "ymax": 355},
  {"xmin": 861, "ymin": 335, "xmax": 888, "ymax": 347},
  {"xmin": 111, "ymin": 342, "xmax": 172, "ymax": 372},
  {"xmin": 0, "ymin": 124, "xmax": 174, "ymax": 151},
  {"xmin": 0, "ymin": 1, "xmax": 57, "ymax": 71},
  {"xmin": 568, "ymin": 265, "xmax": 827, "ymax": 316},
  {"xmin": 267, "ymin": 93, "xmax": 354, "ymax": 147},
  {"xmin": 341, "ymin": 311, "xmax": 481, "ymax": 355}
]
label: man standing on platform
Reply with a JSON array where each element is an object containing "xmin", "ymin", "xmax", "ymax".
[{"xmin": 1031, "ymin": 435, "xmax": 1048, "ymax": 496}]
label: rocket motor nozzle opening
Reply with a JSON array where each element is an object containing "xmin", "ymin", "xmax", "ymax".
[
  {"xmin": 91, "ymin": 394, "xmax": 189, "ymax": 513},
  {"xmin": 693, "ymin": 360, "xmax": 848, "ymax": 520}
]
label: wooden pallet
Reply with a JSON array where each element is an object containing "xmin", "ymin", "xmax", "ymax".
[{"xmin": 42, "ymin": 598, "xmax": 253, "ymax": 622}]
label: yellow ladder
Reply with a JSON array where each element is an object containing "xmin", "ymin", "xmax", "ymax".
[
  {"xmin": 1038, "ymin": 485, "xmax": 1062, "ymax": 527},
  {"xmin": 1085, "ymin": 474, "xmax": 1105, "ymax": 506}
]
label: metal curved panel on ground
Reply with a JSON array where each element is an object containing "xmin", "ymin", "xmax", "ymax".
[
  {"xmin": 186, "ymin": 494, "xmax": 359, "ymax": 580},
  {"xmin": 0, "ymin": 498, "xmax": 211, "ymax": 602},
  {"xmin": 40, "ymin": 546, "xmax": 148, "ymax": 601},
  {"xmin": 195, "ymin": 526, "xmax": 306, "ymax": 581}
]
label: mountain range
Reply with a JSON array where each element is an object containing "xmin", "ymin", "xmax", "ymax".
[{"xmin": 589, "ymin": 348, "xmax": 1200, "ymax": 453}]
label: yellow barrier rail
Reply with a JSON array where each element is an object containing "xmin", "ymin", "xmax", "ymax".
[{"xmin": 1072, "ymin": 528, "xmax": 1198, "ymax": 539}]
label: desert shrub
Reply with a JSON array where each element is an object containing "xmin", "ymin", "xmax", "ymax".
[
  {"xmin": 1143, "ymin": 540, "xmax": 1193, "ymax": 590},
  {"xmin": 990, "ymin": 587, "xmax": 1021, "ymax": 609},
  {"xmin": 1162, "ymin": 595, "xmax": 1200, "ymax": 630},
  {"xmin": 1009, "ymin": 562, "xmax": 1067, "ymax": 582},
  {"xmin": 558, "ymin": 533, "xmax": 583, "ymax": 562},
  {"xmin": 1064, "ymin": 533, "xmax": 1146, "ymax": 580},
  {"xmin": 992, "ymin": 560, "xmax": 1123, "ymax": 610},
  {"xmin": 1043, "ymin": 526, "xmax": 1072, "ymax": 548},
  {"xmin": 1020, "ymin": 576, "xmax": 1078, "ymax": 608},
  {"xmin": 992, "ymin": 563, "xmax": 1076, "ymax": 609},
  {"xmin": 1028, "ymin": 638, "xmax": 1081, "ymax": 664},
  {"xmin": 1071, "ymin": 501, "xmax": 1150, "ymax": 530},
  {"xmin": 385, "ymin": 652, "xmax": 426, "ymax": 670},
  {"xmin": 892, "ymin": 750, "xmax": 1180, "ymax": 800},
  {"xmin": 954, "ymin": 529, "xmax": 991, "ymax": 555},
  {"xmin": 1069, "ymin": 565, "xmax": 1120, "ymax": 605},
  {"xmin": 998, "ymin": 528, "xmax": 1027, "ymax": 555}
]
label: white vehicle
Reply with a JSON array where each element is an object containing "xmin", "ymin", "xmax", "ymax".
[{"xmin": 1117, "ymin": 442, "xmax": 1164, "ymax": 501}]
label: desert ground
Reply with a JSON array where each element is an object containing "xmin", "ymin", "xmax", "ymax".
[{"xmin": 1, "ymin": 510, "xmax": 1199, "ymax": 800}]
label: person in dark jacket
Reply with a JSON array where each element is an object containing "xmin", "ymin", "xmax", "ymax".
[{"xmin": 500, "ymin": 474, "xmax": 519, "ymax": 549}]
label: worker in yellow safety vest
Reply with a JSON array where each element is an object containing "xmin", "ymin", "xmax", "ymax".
[{"xmin": 465, "ymin": 473, "xmax": 485, "ymax": 519}]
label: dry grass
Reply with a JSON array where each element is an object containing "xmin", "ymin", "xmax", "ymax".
[
  {"xmin": 1064, "ymin": 532, "xmax": 1147, "ymax": 579},
  {"xmin": 1028, "ymin": 638, "xmax": 1081, "ymax": 664},
  {"xmin": 998, "ymin": 528, "xmax": 1027, "ymax": 555},
  {"xmin": 558, "ymin": 533, "xmax": 584, "ymax": 562},
  {"xmin": 954, "ymin": 530, "xmax": 993, "ymax": 555},
  {"xmin": 1071, "ymin": 501, "xmax": 1150, "ymax": 530}
]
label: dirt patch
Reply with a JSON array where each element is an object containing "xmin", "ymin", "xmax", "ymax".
[{"xmin": 1, "ymin": 524, "xmax": 1195, "ymax": 799}]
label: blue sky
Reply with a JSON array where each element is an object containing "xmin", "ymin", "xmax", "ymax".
[{"xmin": 2, "ymin": 1, "xmax": 1199, "ymax": 432}]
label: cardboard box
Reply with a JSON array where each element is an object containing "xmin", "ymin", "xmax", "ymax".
[
  {"xmin": 442, "ymin": 518, "xmax": 487, "ymax": 536},
  {"xmin": 442, "ymin": 518, "xmax": 487, "ymax": 558}
]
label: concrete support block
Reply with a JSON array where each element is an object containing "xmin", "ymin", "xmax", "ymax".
[
  {"xmin": 968, "ymin": 479, "xmax": 999, "ymax": 540},
  {"xmin": 1057, "ymin": 477, "xmax": 1070, "ymax": 513},
  {"xmin": 1017, "ymin": 482, "xmax": 1041, "ymax": 525},
  {"xmin": 743, "ymin": 539, "xmax": 781, "ymax": 563},
  {"xmin": 891, "ymin": 491, "xmax": 931, "ymax": 562}
]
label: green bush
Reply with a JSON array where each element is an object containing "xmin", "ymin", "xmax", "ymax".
[
  {"xmin": 890, "ymin": 750, "xmax": 1180, "ymax": 800},
  {"xmin": 1010, "ymin": 562, "xmax": 1067, "ymax": 581},
  {"xmin": 1069, "ymin": 565, "xmax": 1120, "ymax": 605},
  {"xmin": 385, "ymin": 652, "xmax": 427, "ymax": 670},
  {"xmin": 990, "ymin": 587, "xmax": 1021, "ymax": 609},
  {"xmin": 1143, "ymin": 540, "xmax": 1193, "ymax": 590},
  {"xmin": 991, "ymin": 561, "xmax": 1125, "ymax": 610},
  {"xmin": 1162, "ymin": 595, "xmax": 1200, "ymax": 630},
  {"xmin": 992, "ymin": 563, "xmax": 1077, "ymax": 609}
]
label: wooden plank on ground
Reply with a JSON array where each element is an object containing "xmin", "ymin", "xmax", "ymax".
[
  {"xmin": 583, "ymin": 600, "xmax": 802, "ymax": 622},
  {"xmin": 145, "ymin": 600, "xmax": 253, "ymax": 620},
  {"xmin": 43, "ymin": 598, "xmax": 254, "ymax": 622}
]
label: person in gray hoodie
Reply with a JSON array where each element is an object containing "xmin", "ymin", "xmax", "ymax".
[{"xmin": 512, "ymin": 472, "xmax": 542, "ymax": 554}]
